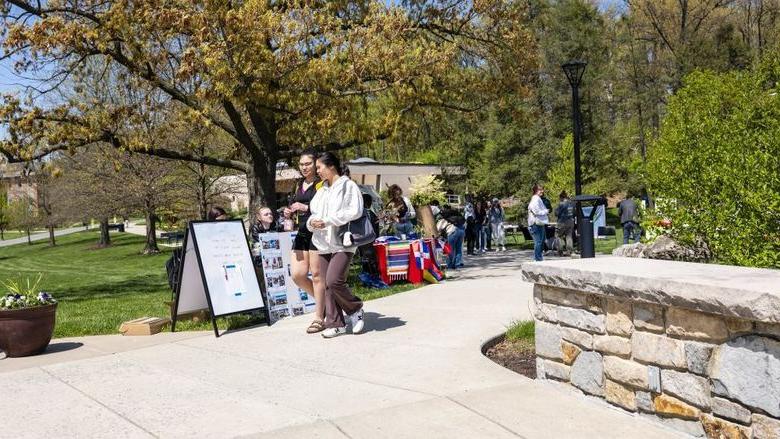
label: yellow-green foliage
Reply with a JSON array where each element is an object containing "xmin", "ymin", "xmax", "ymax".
[{"xmin": 647, "ymin": 60, "xmax": 780, "ymax": 268}]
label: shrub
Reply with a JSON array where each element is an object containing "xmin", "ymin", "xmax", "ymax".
[{"xmin": 647, "ymin": 61, "xmax": 780, "ymax": 268}]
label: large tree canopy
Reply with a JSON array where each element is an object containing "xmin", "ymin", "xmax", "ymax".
[{"xmin": 0, "ymin": 0, "xmax": 536, "ymax": 208}]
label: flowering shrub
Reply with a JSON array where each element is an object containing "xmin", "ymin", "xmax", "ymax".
[{"xmin": 0, "ymin": 275, "xmax": 56, "ymax": 310}]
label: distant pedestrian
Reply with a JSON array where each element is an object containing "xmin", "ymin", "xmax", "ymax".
[
  {"xmin": 527, "ymin": 184, "xmax": 549, "ymax": 262},
  {"xmin": 555, "ymin": 191, "xmax": 575, "ymax": 256},
  {"xmin": 618, "ymin": 195, "xmax": 642, "ymax": 244},
  {"xmin": 463, "ymin": 194, "xmax": 477, "ymax": 255},
  {"xmin": 489, "ymin": 198, "xmax": 506, "ymax": 252},
  {"xmin": 475, "ymin": 200, "xmax": 487, "ymax": 254}
]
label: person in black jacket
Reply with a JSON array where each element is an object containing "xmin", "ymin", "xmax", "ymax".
[{"xmin": 249, "ymin": 206, "xmax": 281, "ymax": 244}]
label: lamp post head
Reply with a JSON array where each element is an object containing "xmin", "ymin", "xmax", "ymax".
[{"xmin": 562, "ymin": 60, "xmax": 587, "ymax": 88}]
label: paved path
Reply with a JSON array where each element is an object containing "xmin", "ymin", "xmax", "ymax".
[
  {"xmin": 0, "ymin": 251, "xmax": 685, "ymax": 439},
  {"xmin": 0, "ymin": 226, "xmax": 85, "ymax": 248}
]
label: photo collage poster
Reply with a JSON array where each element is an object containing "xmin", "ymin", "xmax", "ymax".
[{"xmin": 258, "ymin": 232, "xmax": 317, "ymax": 323}]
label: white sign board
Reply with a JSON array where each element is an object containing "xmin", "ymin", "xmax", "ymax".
[
  {"xmin": 582, "ymin": 205, "xmax": 607, "ymax": 238},
  {"xmin": 256, "ymin": 232, "xmax": 317, "ymax": 323},
  {"xmin": 173, "ymin": 220, "xmax": 265, "ymax": 336}
]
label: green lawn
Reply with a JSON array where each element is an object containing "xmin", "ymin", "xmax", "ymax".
[
  {"xmin": 0, "ymin": 230, "xmax": 32, "ymax": 240},
  {"xmin": 505, "ymin": 226, "xmax": 626, "ymax": 255},
  {"xmin": 0, "ymin": 232, "xmax": 419, "ymax": 338}
]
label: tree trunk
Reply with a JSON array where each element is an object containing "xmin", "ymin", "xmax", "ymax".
[
  {"xmin": 48, "ymin": 225, "xmax": 56, "ymax": 246},
  {"xmin": 143, "ymin": 210, "xmax": 160, "ymax": 255},
  {"xmin": 98, "ymin": 217, "xmax": 111, "ymax": 248},
  {"xmin": 0, "ymin": 228, "xmax": 4, "ymax": 240},
  {"xmin": 26, "ymin": 228, "xmax": 31, "ymax": 245},
  {"xmin": 247, "ymin": 157, "xmax": 278, "ymax": 216},
  {"xmin": 416, "ymin": 206, "xmax": 438, "ymax": 238},
  {"xmin": 198, "ymin": 170, "xmax": 208, "ymax": 220}
]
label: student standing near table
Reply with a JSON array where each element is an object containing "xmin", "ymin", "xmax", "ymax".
[
  {"xmin": 489, "ymin": 198, "xmax": 506, "ymax": 252},
  {"xmin": 555, "ymin": 192, "xmax": 575, "ymax": 256},
  {"xmin": 528, "ymin": 184, "xmax": 549, "ymax": 262},
  {"xmin": 307, "ymin": 152, "xmax": 366, "ymax": 338},
  {"xmin": 285, "ymin": 150, "xmax": 326, "ymax": 334},
  {"xmin": 249, "ymin": 206, "xmax": 281, "ymax": 244}
]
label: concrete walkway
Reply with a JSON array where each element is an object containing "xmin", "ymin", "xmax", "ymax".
[
  {"xmin": 0, "ymin": 226, "xmax": 85, "ymax": 247},
  {"xmin": 0, "ymin": 251, "xmax": 686, "ymax": 439}
]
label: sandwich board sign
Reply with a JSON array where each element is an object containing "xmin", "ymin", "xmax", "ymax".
[{"xmin": 172, "ymin": 220, "xmax": 267, "ymax": 337}]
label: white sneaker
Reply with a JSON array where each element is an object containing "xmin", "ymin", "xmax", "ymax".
[
  {"xmin": 321, "ymin": 327, "xmax": 347, "ymax": 338},
  {"xmin": 501, "ymin": 246, "xmax": 506, "ymax": 252},
  {"xmin": 348, "ymin": 309, "xmax": 365, "ymax": 334}
]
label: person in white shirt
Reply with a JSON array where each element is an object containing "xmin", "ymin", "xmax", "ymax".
[
  {"xmin": 307, "ymin": 152, "xmax": 366, "ymax": 338},
  {"xmin": 527, "ymin": 184, "xmax": 549, "ymax": 261}
]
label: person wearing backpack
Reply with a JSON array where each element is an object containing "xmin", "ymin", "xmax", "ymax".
[
  {"xmin": 307, "ymin": 152, "xmax": 366, "ymax": 338},
  {"xmin": 618, "ymin": 195, "xmax": 642, "ymax": 244},
  {"xmin": 555, "ymin": 191, "xmax": 575, "ymax": 256}
]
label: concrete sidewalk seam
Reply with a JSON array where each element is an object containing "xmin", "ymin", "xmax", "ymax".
[
  {"xmin": 39, "ymin": 367, "xmax": 160, "ymax": 439},
  {"xmin": 445, "ymin": 396, "xmax": 528, "ymax": 439},
  {"xmin": 326, "ymin": 419, "xmax": 355, "ymax": 439}
]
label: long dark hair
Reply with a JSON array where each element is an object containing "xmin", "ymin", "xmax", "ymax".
[
  {"xmin": 299, "ymin": 148, "xmax": 318, "ymax": 162},
  {"xmin": 317, "ymin": 151, "xmax": 342, "ymax": 175}
]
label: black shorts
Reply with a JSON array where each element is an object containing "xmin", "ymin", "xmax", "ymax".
[{"xmin": 292, "ymin": 228, "xmax": 314, "ymax": 252}]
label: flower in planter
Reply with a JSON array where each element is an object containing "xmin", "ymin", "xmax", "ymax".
[{"xmin": 0, "ymin": 275, "xmax": 56, "ymax": 310}]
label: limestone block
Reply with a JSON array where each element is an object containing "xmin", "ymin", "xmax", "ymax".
[
  {"xmin": 536, "ymin": 357, "xmax": 546, "ymax": 379},
  {"xmin": 570, "ymin": 351, "xmax": 604, "ymax": 396},
  {"xmin": 636, "ymin": 391, "xmax": 654, "ymax": 412},
  {"xmin": 555, "ymin": 306, "xmax": 606, "ymax": 334},
  {"xmin": 653, "ymin": 394, "xmax": 701, "ymax": 420},
  {"xmin": 593, "ymin": 335, "xmax": 631, "ymax": 357},
  {"xmin": 535, "ymin": 320, "xmax": 563, "ymax": 360},
  {"xmin": 725, "ymin": 318, "xmax": 753, "ymax": 336},
  {"xmin": 540, "ymin": 285, "xmax": 603, "ymax": 313},
  {"xmin": 710, "ymin": 336, "xmax": 780, "ymax": 417},
  {"xmin": 752, "ymin": 414, "xmax": 780, "ymax": 439},
  {"xmin": 605, "ymin": 379, "xmax": 636, "ymax": 411},
  {"xmin": 606, "ymin": 299, "xmax": 633, "ymax": 337},
  {"xmin": 533, "ymin": 303, "xmax": 558, "ymax": 323},
  {"xmin": 641, "ymin": 414, "xmax": 705, "ymax": 437},
  {"xmin": 666, "ymin": 307, "xmax": 728, "ymax": 342},
  {"xmin": 561, "ymin": 340, "xmax": 581, "ymax": 365},
  {"xmin": 542, "ymin": 359, "xmax": 571, "ymax": 381},
  {"xmin": 700, "ymin": 414, "xmax": 751, "ymax": 439},
  {"xmin": 711, "ymin": 397, "xmax": 751, "ymax": 425},
  {"xmin": 632, "ymin": 331, "xmax": 687, "ymax": 369},
  {"xmin": 648, "ymin": 366, "xmax": 661, "ymax": 393},
  {"xmin": 756, "ymin": 322, "xmax": 780, "ymax": 338},
  {"xmin": 604, "ymin": 356, "xmax": 648, "ymax": 388},
  {"xmin": 684, "ymin": 341, "xmax": 714, "ymax": 376},
  {"xmin": 559, "ymin": 326, "xmax": 593, "ymax": 349},
  {"xmin": 660, "ymin": 369, "xmax": 711, "ymax": 409},
  {"xmin": 633, "ymin": 303, "xmax": 665, "ymax": 333}
]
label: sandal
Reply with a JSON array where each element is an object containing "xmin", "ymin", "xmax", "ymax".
[{"xmin": 306, "ymin": 320, "xmax": 325, "ymax": 334}]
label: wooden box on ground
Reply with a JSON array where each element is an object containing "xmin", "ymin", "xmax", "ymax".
[{"xmin": 119, "ymin": 317, "xmax": 171, "ymax": 336}]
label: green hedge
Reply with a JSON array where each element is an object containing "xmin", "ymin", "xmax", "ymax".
[{"xmin": 647, "ymin": 60, "xmax": 780, "ymax": 268}]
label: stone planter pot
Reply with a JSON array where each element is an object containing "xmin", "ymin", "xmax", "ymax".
[{"xmin": 0, "ymin": 303, "xmax": 57, "ymax": 357}]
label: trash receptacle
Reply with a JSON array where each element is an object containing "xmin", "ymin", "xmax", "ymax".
[{"xmin": 573, "ymin": 195, "xmax": 606, "ymax": 258}]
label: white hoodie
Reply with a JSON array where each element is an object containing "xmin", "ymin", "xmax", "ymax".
[{"xmin": 306, "ymin": 176, "xmax": 364, "ymax": 254}]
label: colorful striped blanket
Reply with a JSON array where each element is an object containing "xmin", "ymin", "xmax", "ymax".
[{"xmin": 386, "ymin": 241, "xmax": 410, "ymax": 281}]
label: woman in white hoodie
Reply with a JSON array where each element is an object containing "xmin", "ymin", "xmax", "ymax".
[{"xmin": 307, "ymin": 152, "xmax": 366, "ymax": 338}]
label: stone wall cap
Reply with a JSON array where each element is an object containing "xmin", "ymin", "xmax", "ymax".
[{"xmin": 521, "ymin": 257, "xmax": 780, "ymax": 323}]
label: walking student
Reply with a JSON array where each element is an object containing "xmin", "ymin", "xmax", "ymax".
[
  {"xmin": 528, "ymin": 184, "xmax": 549, "ymax": 262},
  {"xmin": 618, "ymin": 195, "xmax": 642, "ymax": 244},
  {"xmin": 488, "ymin": 198, "xmax": 506, "ymax": 252},
  {"xmin": 307, "ymin": 152, "xmax": 366, "ymax": 338},
  {"xmin": 555, "ymin": 191, "xmax": 575, "ymax": 256},
  {"xmin": 286, "ymin": 150, "xmax": 326, "ymax": 334}
]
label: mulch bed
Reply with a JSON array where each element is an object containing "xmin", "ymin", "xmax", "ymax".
[{"xmin": 485, "ymin": 338, "xmax": 537, "ymax": 379}]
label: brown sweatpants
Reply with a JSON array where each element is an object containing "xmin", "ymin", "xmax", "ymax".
[{"xmin": 318, "ymin": 252, "xmax": 363, "ymax": 328}]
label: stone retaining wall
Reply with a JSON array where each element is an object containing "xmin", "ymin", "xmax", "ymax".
[{"xmin": 522, "ymin": 257, "xmax": 780, "ymax": 439}]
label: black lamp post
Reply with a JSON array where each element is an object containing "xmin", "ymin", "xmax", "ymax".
[{"xmin": 562, "ymin": 60, "xmax": 587, "ymax": 196}]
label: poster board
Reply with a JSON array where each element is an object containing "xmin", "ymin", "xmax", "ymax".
[
  {"xmin": 256, "ymin": 232, "xmax": 317, "ymax": 323},
  {"xmin": 582, "ymin": 205, "xmax": 606, "ymax": 238},
  {"xmin": 172, "ymin": 220, "xmax": 267, "ymax": 337}
]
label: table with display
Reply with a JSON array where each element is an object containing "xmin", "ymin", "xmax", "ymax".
[{"xmin": 372, "ymin": 238, "xmax": 444, "ymax": 286}]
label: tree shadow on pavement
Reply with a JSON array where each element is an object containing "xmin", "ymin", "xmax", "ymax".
[{"xmin": 363, "ymin": 311, "xmax": 405, "ymax": 333}]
